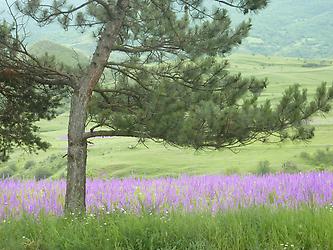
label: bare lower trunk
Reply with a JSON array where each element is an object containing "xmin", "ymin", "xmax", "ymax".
[
  {"xmin": 65, "ymin": 89, "xmax": 88, "ymax": 214},
  {"xmin": 63, "ymin": 5, "xmax": 129, "ymax": 213}
]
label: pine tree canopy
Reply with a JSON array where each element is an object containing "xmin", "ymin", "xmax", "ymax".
[
  {"xmin": 0, "ymin": 20, "xmax": 67, "ymax": 161},
  {"xmin": 1, "ymin": 0, "xmax": 333, "ymax": 154}
]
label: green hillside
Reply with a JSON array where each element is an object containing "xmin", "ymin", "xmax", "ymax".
[
  {"xmin": 1, "ymin": 53, "xmax": 333, "ymax": 179},
  {"xmin": 1, "ymin": 1, "xmax": 332, "ymax": 58},
  {"xmin": 29, "ymin": 40, "xmax": 89, "ymax": 67},
  {"xmin": 227, "ymin": 0, "xmax": 333, "ymax": 58}
]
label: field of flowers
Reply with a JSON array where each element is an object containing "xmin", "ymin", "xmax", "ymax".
[{"xmin": 1, "ymin": 172, "xmax": 333, "ymax": 219}]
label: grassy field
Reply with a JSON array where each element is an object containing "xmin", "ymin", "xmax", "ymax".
[
  {"xmin": 1, "ymin": 207, "xmax": 333, "ymax": 249},
  {"xmin": 1, "ymin": 53, "xmax": 333, "ymax": 178}
]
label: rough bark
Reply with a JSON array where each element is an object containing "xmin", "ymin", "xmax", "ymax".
[
  {"xmin": 65, "ymin": 89, "xmax": 88, "ymax": 213},
  {"xmin": 64, "ymin": 0, "xmax": 129, "ymax": 213}
]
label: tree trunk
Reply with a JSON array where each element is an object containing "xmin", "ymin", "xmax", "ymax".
[
  {"xmin": 65, "ymin": 88, "xmax": 88, "ymax": 214},
  {"xmin": 63, "ymin": 1, "xmax": 129, "ymax": 214}
]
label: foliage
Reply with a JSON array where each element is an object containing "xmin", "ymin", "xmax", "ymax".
[
  {"xmin": 281, "ymin": 161, "xmax": 299, "ymax": 173},
  {"xmin": 43, "ymin": 154, "xmax": 66, "ymax": 171},
  {"xmin": 224, "ymin": 167, "xmax": 240, "ymax": 175},
  {"xmin": 255, "ymin": 160, "xmax": 272, "ymax": 175},
  {"xmin": 7, "ymin": 162, "xmax": 17, "ymax": 172},
  {"xmin": 34, "ymin": 167, "xmax": 52, "ymax": 180},
  {"xmin": 0, "ymin": 22, "xmax": 66, "ymax": 162},
  {"xmin": 300, "ymin": 147, "xmax": 333, "ymax": 167},
  {"xmin": 0, "ymin": 162, "xmax": 17, "ymax": 178},
  {"xmin": 0, "ymin": 166, "xmax": 15, "ymax": 178},
  {"xmin": 1, "ymin": 53, "xmax": 332, "ymax": 178},
  {"xmin": 24, "ymin": 160, "xmax": 36, "ymax": 170},
  {"xmin": 6, "ymin": 0, "xmax": 332, "ymax": 151},
  {"xmin": 1, "ymin": 207, "xmax": 333, "ymax": 249}
]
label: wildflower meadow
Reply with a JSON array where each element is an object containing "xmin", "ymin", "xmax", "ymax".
[
  {"xmin": 1, "ymin": 172, "xmax": 333, "ymax": 249},
  {"xmin": 1, "ymin": 172, "xmax": 333, "ymax": 218}
]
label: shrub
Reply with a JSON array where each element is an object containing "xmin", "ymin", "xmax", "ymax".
[
  {"xmin": 59, "ymin": 170, "xmax": 67, "ymax": 179},
  {"xmin": 224, "ymin": 167, "xmax": 240, "ymax": 176},
  {"xmin": 8, "ymin": 163, "xmax": 17, "ymax": 172},
  {"xmin": 40, "ymin": 154, "xmax": 66, "ymax": 171},
  {"xmin": 87, "ymin": 169, "xmax": 95, "ymax": 178},
  {"xmin": 24, "ymin": 160, "xmax": 36, "ymax": 170},
  {"xmin": 314, "ymin": 164, "xmax": 327, "ymax": 172},
  {"xmin": 302, "ymin": 63, "xmax": 324, "ymax": 68},
  {"xmin": 0, "ymin": 167, "xmax": 14, "ymax": 178},
  {"xmin": 300, "ymin": 151, "xmax": 310, "ymax": 160},
  {"xmin": 255, "ymin": 160, "xmax": 273, "ymax": 175},
  {"xmin": 300, "ymin": 148, "xmax": 333, "ymax": 168},
  {"xmin": 34, "ymin": 168, "xmax": 53, "ymax": 181},
  {"xmin": 281, "ymin": 161, "xmax": 299, "ymax": 173},
  {"xmin": 48, "ymin": 154, "xmax": 58, "ymax": 162}
]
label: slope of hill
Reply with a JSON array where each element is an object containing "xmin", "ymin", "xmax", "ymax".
[
  {"xmin": 29, "ymin": 40, "xmax": 89, "ymax": 67},
  {"xmin": 0, "ymin": 1, "xmax": 96, "ymax": 54},
  {"xmin": 1, "ymin": 1, "xmax": 332, "ymax": 58},
  {"xmin": 227, "ymin": 0, "xmax": 333, "ymax": 58}
]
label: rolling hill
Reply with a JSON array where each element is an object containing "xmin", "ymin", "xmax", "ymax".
[
  {"xmin": 1, "ymin": 0, "xmax": 332, "ymax": 58},
  {"xmin": 29, "ymin": 40, "xmax": 89, "ymax": 67},
  {"xmin": 227, "ymin": 0, "xmax": 333, "ymax": 58}
]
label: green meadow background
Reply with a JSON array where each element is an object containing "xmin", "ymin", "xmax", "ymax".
[{"xmin": 2, "ymin": 49, "xmax": 332, "ymax": 179}]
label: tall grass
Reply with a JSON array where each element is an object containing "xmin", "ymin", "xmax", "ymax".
[{"xmin": 1, "ymin": 207, "xmax": 333, "ymax": 249}]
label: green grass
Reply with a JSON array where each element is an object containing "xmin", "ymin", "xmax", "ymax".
[
  {"xmin": 1, "ymin": 53, "xmax": 333, "ymax": 178},
  {"xmin": 1, "ymin": 207, "xmax": 333, "ymax": 249}
]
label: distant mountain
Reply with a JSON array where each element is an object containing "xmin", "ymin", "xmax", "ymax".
[{"xmin": 1, "ymin": 0, "xmax": 332, "ymax": 59}]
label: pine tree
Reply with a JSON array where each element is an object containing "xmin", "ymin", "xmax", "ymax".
[
  {"xmin": 0, "ymin": 20, "xmax": 64, "ymax": 162},
  {"xmin": 0, "ymin": 0, "xmax": 332, "ymax": 213}
]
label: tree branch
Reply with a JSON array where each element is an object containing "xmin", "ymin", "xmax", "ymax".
[{"xmin": 83, "ymin": 129, "xmax": 143, "ymax": 140}]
